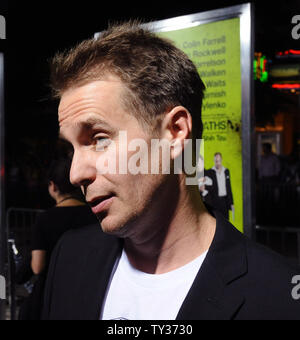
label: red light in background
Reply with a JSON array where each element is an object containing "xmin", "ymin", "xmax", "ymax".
[
  {"xmin": 289, "ymin": 49, "xmax": 300, "ymax": 55},
  {"xmin": 272, "ymin": 84, "xmax": 300, "ymax": 89},
  {"xmin": 276, "ymin": 49, "xmax": 300, "ymax": 56}
]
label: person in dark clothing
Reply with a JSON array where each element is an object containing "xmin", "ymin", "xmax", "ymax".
[
  {"xmin": 259, "ymin": 143, "xmax": 281, "ymax": 182},
  {"xmin": 18, "ymin": 157, "xmax": 98, "ymax": 320},
  {"xmin": 198, "ymin": 153, "xmax": 234, "ymax": 221},
  {"xmin": 209, "ymin": 153, "xmax": 234, "ymax": 221}
]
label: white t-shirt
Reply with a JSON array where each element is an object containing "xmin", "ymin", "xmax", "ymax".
[
  {"xmin": 213, "ymin": 166, "xmax": 227, "ymax": 197},
  {"xmin": 100, "ymin": 249, "xmax": 208, "ymax": 320}
]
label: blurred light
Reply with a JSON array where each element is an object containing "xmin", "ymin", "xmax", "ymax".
[
  {"xmin": 254, "ymin": 53, "xmax": 269, "ymax": 82},
  {"xmin": 276, "ymin": 50, "xmax": 300, "ymax": 57},
  {"xmin": 272, "ymin": 84, "xmax": 300, "ymax": 89}
]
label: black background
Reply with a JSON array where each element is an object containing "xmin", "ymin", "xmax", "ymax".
[
  {"xmin": 1, "ymin": 0, "xmax": 300, "ymax": 208},
  {"xmin": 4, "ymin": 0, "xmax": 299, "ymax": 137}
]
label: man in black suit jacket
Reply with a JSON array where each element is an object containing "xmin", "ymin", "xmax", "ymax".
[
  {"xmin": 208, "ymin": 153, "xmax": 234, "ymax": 220},
  {"xmin": 42, "ymin": 22, "xmax": 300, "ymax": 320},
  {"xmin": 43, "ymin": 209, "xmax": 300, "ymax": 320}
]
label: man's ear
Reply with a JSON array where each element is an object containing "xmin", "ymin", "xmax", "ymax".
[{"xmin": 161, "ymin": 106, "xmax": 192, "ymax": 159}]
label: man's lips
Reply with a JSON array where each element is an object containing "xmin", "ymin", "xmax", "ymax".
[{"xmin": 88, "ymin": 195, "xmax": 114, "ymax": 215}]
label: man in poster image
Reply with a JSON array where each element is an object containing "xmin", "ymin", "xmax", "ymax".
[
  {"xmin": 42, "ymin": 22, "xmax": 300, "ymax": 320},
  {"xmin": 210, "ymin": 152, "xmax": 234, "ymax": 221}
]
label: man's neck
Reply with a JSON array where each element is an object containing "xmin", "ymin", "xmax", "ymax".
[
  {"xmin": 123, "ymin": 179, "xmax": 216, "ymax": 274},
  {"xmin": 213, "ymin": 165, "xmax": 223, "ymax": 174},
  {"xmin": 55, "ymin": 194, "xmax": 85, "ymax": 207}
]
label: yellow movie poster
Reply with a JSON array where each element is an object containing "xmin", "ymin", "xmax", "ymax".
[{"xmin": 158, "ymin": 18, "xmax": 243, "ymax": 232}]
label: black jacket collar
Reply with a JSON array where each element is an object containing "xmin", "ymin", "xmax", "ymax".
[
  {"xmin": 77, "ymin": 210, "xmax": 248, "ymax": 320},
  {"xmin": 176, "ymin": 210, "xmax": 248, "ymax": 320}
]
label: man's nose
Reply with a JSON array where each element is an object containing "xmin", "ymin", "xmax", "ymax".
[{"xmin": 70, "ymin": 149, "xmax": 97, "ymax": 188}]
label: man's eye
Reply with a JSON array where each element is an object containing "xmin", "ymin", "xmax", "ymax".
[{"xmin": 95, "ymin": 137, "xmax": 111, "ymax": 151}]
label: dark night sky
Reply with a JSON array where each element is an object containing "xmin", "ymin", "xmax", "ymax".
[{"xmin": 3, "ymin": 0, "xmax": 300, "ymax": 157}]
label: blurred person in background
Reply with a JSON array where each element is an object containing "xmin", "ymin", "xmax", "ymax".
[
  {"xmin": 259, "ymin": 143, "xmax": 281, "ymax": 182},
  {"xmin": 18, "ymin": 156, "xmax": 98, "ymax": 320}
]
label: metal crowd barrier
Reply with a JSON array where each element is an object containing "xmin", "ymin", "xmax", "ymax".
[
  {"xmin": 6, "ymin": 207, "xmax": 45, "ymax": 320},
  {"xmin": 255, "ymin": 225, "xmax": 300, "ymax": 265},
  {"xmin": 255, "ymin": 182, "xmax": 300, "ymax": 265},
  {"xmin": 256, "ymin": 183, "xmax": 300, "ymax": 227}
]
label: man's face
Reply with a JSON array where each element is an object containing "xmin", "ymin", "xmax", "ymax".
[
  {"xmin": 214, "ymin": 154, "xmax": 222, "ymax": 170},
  {"xmin": 58, "ymin": 77, "xmax": 167, "ymax": 236}
]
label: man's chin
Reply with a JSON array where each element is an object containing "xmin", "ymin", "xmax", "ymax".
[{"xmin": 98, "ymin": 215, "xmax": 129, "ymax": 237}]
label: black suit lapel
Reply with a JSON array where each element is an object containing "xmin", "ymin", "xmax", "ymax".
[
  {"xmin": 176, "ymin": 260, "xmax": 245, "ymax": 320},
  {"xmin": 68, "ymin": 211, "xmax": 247, "ymax": 320},
  {"xmin": 75, "ymin": 235, "xmax": 123, "ymax": 320},
  {"xmin": 177, "ymin": 211, "xmax": 247, "ymax": 320}
]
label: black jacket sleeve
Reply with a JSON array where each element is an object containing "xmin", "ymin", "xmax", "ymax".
[
  {"xmin": 225, "ymin": 169, "xmax": 234, "ymax": 208},
  {"xmin": 41, "ymin": 233, "xmax": 65, "ymax": 320}
]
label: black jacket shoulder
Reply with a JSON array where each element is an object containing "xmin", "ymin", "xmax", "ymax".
[{"xmin": 42, "ymin": 215, "xmax": 300, "ymax": 320}]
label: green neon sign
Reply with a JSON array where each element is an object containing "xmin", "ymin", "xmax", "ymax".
[{"xmin": 254, "ymin": 53, "xmax": 268, "ymax": 82}]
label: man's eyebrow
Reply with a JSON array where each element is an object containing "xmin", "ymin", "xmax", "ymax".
[
  {"xmin": 77, "ymin": 117, "xmax": 113, "ymax": 131},
  {"xmin": 59, "ymin": 116, "xmax": 115, "ymax": 141}
]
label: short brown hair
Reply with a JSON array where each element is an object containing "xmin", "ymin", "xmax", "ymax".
[{"xmin": 50, "ymin": 21, "xmax": 205, "ymax": 139}]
